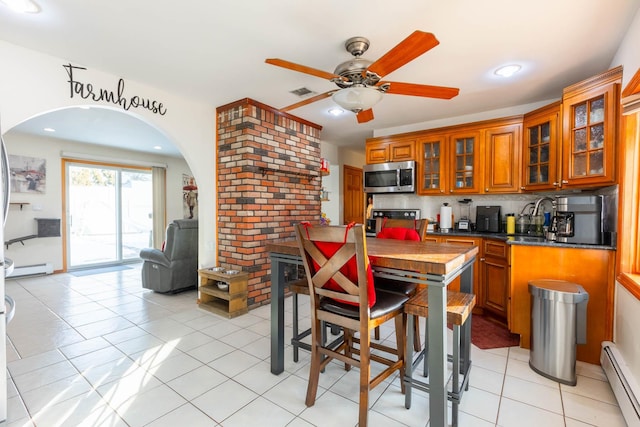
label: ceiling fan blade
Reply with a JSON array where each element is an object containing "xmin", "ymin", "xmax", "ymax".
[
  {"xmin": 265, "ymin": 58, "xmax": 345, "ymax": 81},
  {"xmin": 280, "ymin": 90, "xmax": 337, "ymax": 112},
  {"xmin": 356, "ymin": 109, "xmax": 374, "ymax": 123},
  {"xmin": 381, "ymin": 81, "xmax": 460, "ymax": 99},
  {"xmin": 366, "ymin": 31, "xmax": 439, "ymax": 78}
]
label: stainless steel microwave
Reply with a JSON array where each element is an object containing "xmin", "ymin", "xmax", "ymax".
[{"xmin": 363, "ymin": 160, "xmax": 415, "ymax": 194}]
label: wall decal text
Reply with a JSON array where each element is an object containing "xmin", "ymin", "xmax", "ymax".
[{"xmin": 63, "ymin": 63, "xmax": 167, "ymax": 115}]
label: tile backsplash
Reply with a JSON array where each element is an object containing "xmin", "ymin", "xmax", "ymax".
[{"xmin": 372, "ymin": 186, "xmax": 618, "ymax": 228}]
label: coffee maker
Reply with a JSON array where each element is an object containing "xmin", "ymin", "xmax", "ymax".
[{"xmin": 553, "ymin": 195, "xmax": 603, "ymax": 244}]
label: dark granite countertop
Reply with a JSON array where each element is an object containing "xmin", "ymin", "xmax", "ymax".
[{"xmin": 426, "ymin": 231, "xmax": 616, "ymax": 250}]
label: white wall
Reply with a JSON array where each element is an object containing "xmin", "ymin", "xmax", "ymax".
[
  {"xmin": 319, "ymin": 142, "xmax": 366, "ymax": 225},
  {"xmin": 610, "ymin": 6, "xmax": 640, "ymax": 384},
  {"xmin": 0, "ymin": 40, "xmax": 218, "ymax": 267},
  {"xmin": 3, "ymin": 132, "xmax": 193, "ymax": 271}
]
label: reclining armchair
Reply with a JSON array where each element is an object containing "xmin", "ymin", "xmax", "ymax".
[{"xmin": 140, "ymin": 219, "xmax": 198, "ymax": 293}]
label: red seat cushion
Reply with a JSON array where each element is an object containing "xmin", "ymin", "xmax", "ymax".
[
  {"xmin": 377, "ymin": 227, "xmax": 421, "ymax": 241},
  {"xmin": 312, "ymin": 241, "xmax": 376, "ymax": 308}
]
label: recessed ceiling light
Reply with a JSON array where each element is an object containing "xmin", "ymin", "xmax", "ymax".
[
  {"xmin": 43, "ymin": 127, "xmax": 55, "ymax": 132},
  {"xmin": 328, "ymin": 107, "xmax": 344, "ymax": 116},
  {"xmin": 0, "ymin": 0, "xmax": 40, "ymax": 13},
  {"xmin": 153, "ymin": 146, "xmax": 163, "ymax": 150},
  {"xmin": 494, "ymin": 64, "xmax": 522, "ymax": 78}
]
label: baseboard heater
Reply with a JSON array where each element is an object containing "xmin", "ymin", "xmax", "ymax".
[
  {"xmin": 7, "ymin": 263, "xmax": 53, "ymax": 278},
  {"xmin": 601, "ymin": 341, "xmax": 640, "ymax": 426}
]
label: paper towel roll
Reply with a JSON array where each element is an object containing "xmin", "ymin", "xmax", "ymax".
[{"xmin": 440, "ymin": 205, "xmax": 453, "ymax": 229}]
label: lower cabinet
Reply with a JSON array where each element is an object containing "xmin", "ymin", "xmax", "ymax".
[
  {"xmin": 480, "ymin": 239, "xmax": 509, "ymax": 323},
  {"xmin": 509, "ymin": 245, "xmax": 614, "ymax": 364},
  {"xmin": 425, "ymin": 236, "xmax": 510, "ymax": 322}
]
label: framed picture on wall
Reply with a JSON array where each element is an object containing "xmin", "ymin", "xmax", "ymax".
[
  {"xmin": 182, "ymin": 174, "xmax": 198, "ymax": 219},
  {"xmin": 9, "ymin": 154, "xmax": 46, "ymax": 193}
]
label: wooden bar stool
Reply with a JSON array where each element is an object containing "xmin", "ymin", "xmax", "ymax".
[
  {"xmin": 290, "ymin": 279, "xmax": 342, "ymax": 362},
  {"xmin": 403, "ymin": 287, "xmax": 476, "ymax": 427}
]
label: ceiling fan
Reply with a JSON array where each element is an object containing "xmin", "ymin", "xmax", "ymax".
[{"xmin": 265, "ymin": 31, "xmax": 460, "ymax": 124}]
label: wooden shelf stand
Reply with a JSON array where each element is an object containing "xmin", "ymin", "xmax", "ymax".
[{"xmin": 197, "ymin": 268, "xmax": 249, "ymax": 318}]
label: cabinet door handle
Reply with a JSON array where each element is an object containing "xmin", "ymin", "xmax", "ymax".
[
  {"xmin": 480, "ymin": 257, "xmax": 485, "ymax": 262},
  {"xmin": 440, "ymin": 190, "xmax": 445, "ymax": 193},
  {"xmin": 552, "ymin": 182, "xmax": 559, "ymax": 187},
  {"xmin": 562, "ymin": 179, "xmax": 569, "ymax": 184},
  {"xmin": 450, "ymin": 189, "xmax": 453, "ymax": 193},
  {"xmin": 485, "ymin": 188, "xmax": 489, "ymax": 192},
  {"xmin": 520, "ymin": 186, "xmax": 526, "ymax": 190}
]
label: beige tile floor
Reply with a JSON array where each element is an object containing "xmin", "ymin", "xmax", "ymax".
[{"xmin": 4, "ymin": 264, "xmax": 627, "ymax": 426}]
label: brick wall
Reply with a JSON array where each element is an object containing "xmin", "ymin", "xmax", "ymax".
[{"xmin": 216, "ymin": 98, "xmax": 323, "ymax": 308}]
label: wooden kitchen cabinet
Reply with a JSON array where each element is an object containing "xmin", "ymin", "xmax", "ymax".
[
  {"xmin": 482, "ymin": 117, "xmax": 522, "ymax": 194},
  {"xmin": 416, "ymin": 133, "xmax": 448, "ymax": 194},
  {"xmin": 480, "ymin": 239, "xmax": 509, "ymax": 323},
  {"xmin": 521, "ymin": 101, "xmax": 562, "ymax": 191},
  {"xmin": 560, "ymin": 66, "xmax": 621, "ymax": 189},
  {"xmin": 365, "ymin": 138, "xmax": 415, "ymax": 164},
  {"xmin": 448, "ymin": 129, "xmax": 482, "ymax": 194},
  {"xmin": 509, "ymin": 245, "xmax": 615, "ymax": 364}
]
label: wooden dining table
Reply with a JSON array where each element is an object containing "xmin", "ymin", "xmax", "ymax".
[{"xmin": 267, "ymin": 237, "xmax": 478, "ymax": 427}]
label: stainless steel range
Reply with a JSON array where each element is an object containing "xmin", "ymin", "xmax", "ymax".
[{"xmin": 366, "ymin": 209, "xmax": 421, "ymax": 237}]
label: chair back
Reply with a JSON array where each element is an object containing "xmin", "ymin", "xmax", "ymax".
[
  {"xmin": 375, "ymin": 218, "xmax": 428, "ymax": 241},
  {"xmin": 163, "ymin": 219, "xmax": 199, "ymax": 260},
  {"xmin": 294, "ymin": 223, "xmax": 374, "ymax": 322}
]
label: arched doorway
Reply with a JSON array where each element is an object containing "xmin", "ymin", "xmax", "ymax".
[{"xmin": 3, "ymin": 106, "xmax": 195, "ymax": 272}]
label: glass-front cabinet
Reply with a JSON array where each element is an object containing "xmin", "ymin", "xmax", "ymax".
[
  {"xmin": 417, "ymin": 134, "xmax": 447, "ymax": 194},
  {"xmin": 522, "ymin": 102, "xmax": 561, "ymax": 191},
  {"xmin": 561, "ymin": 66, "xmax": 621, "ymax": 188},
  {"xmin": 567, "ymin": 95, "xmax": 605, "ymax": 177},
  {"xmin": 449, "ymin": 130, "xmax": 481, "ymax": 193},
  {"xmin": 417, "ymin": 129, "xmax": 481, "ymax": 195}
]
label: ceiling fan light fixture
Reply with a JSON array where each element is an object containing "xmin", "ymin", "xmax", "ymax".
[
  {"xmin": 332, "ymin": 86, "xmax": 383, "ymax": 113},
  {"xmin": 494, "ymin": 64, "xmax": 522, "ymax": 78}
]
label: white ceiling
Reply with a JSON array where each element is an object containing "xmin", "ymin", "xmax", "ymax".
[{"xmin": 1, "ymin": 0, "xmax": 639, "ymax": 158}]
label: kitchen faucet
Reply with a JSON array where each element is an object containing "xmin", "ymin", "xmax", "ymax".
[{"xmin": 532, "ymin": 196, "xmax": 557, "ymax": 217}]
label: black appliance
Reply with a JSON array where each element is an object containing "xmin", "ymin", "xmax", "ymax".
[
  {"xmin": 363, "ymin": 161, "xmax": 415, "ymax": 194},
  {"xmin": 476, "ymin": 205, "xmax": 501, "ymax": 233},
  {"xmin": 368, "ymin": 209, "xmax": 421, "ymax": 237}
]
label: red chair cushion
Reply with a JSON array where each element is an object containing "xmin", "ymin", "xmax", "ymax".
[
  {"xmin": 312, "ymin": 241, "xmax": 376, "ymax": 308},
  {"xmin": 377, "ymin": 227, "xmax": 421, "ymax": 241}
]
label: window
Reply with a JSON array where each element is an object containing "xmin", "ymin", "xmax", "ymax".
[{"xmin": 617, "ymin": 68, "xmax": 640, "ymax": 298}]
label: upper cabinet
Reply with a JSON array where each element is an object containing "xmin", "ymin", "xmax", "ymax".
[
  {"xmin": 415, "ymin": 128, "xmax": 482, "ymax": 195},
  {"xmin": 368, "ymin": 67, "xmax": 622, "ymax": 195},
  {"xmin": 448, "ymin": 129, "xmax": 482, "ymax": 194},
  {"xmin": 365, "ymin": 138, "xmax": 415, "ymax": 164},
  {"xmin": 482, "ymin": 117, "xmax": 522, "ymax": 194},
  {"xmin": 561, "ymin": 66, "xmax": 621, "ymax": 189},
  {"xmin": 416, "ymin": 119, "xmax": 521, "ymax": 195},
  {"xmin": 416, "ymin": 133, "xmax": 447, "ymax": 194},
  {"xmin": 521, "ymin": 102, "xmax": 561, "ymax": 191}
]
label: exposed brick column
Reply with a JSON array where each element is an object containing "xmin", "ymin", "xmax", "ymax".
[{"xmin": 216, "ymin": 98, "xmax": 322, "ymax": 308}]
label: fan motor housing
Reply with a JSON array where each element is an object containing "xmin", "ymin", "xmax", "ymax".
[{"xmin": 333, "ymin": 58, "xmax": 381, "ymax": 88}]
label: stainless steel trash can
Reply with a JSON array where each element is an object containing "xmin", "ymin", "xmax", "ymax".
[{"xmin": 528, "ymin": 279, "xmax": 589, "ymax": 386}]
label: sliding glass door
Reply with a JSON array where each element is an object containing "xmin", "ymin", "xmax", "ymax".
[{"xmin": 66, "ymin": 162, "xmax": 152, "ymax": 269}]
